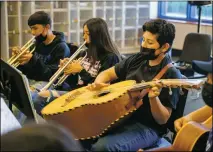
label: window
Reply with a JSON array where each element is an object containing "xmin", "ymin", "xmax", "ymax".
[
  {"xmin": 190, "ymin": 5, "xmax": 212, "ymax": 21},
  {"xmin": 160, "ymin": 2, "xmax": 188, "ymax": 18},
  {"xmin": 158, "ymin": 2, "xmax": 212, "ymax": 24}
]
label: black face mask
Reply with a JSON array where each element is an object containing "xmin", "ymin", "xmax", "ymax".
[
  {"xmin": 202, "ymin": 82, "xmax": 213, "ymax": 107},
  {"xmin": 140, "ymin": 46, "xmax": 160, "ymax": 60},
  {"xmin": 35, "ymin": 28, "xmax": 47, "ymax": 43}
]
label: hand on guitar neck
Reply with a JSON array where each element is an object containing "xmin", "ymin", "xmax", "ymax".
[
  {"xmin": 87, "ymin": 79, "xmax": 165, "ymax": 92},
  {"xmin": 87, "ymin": 79, "xmax": 204, "ymax": 96},
  {"xmin": 147, "ymin": 79, "xmax": 163, "ymax": 98}
]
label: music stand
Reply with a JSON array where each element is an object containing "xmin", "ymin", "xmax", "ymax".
[
  {"xmin": 0, "ymin": 59, "xmax": 37, "ymax": 123},
  {"xmin": 188, "ymin": 1, "xmax": 212, "ymax": 33}
]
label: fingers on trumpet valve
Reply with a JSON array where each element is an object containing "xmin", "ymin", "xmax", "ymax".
[
  {"xmin": 12, "ymin": 46, "xmax": 21, "ymax": 56},
  {"xmin": 59, "ymin": 58, "xmax": 68, "ymax": 68},
  {"xmin": 59, "ymin": 59, "xmax": 64, "ymax": 68}
]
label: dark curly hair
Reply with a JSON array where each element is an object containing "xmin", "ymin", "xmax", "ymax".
[{"xmin": 142, "ymin": 19, "xmax": 175, "ymax": 48}]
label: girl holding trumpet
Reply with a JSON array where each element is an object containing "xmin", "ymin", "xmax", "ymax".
[{"xmin": 32, "ymin": 18, "xmax": 121, "ymax": 115}]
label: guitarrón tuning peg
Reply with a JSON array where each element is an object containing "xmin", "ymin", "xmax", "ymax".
[
  {"xmin": 179, "ymin": 87, "xmax": 184, "ymax": 95},
  {"xmin": 141, "ymin": 80, "xmax": 146, "ymax": 83},
  {"xmin": 169, "ymin": 87, "xmax": 172, "ymax": 95}
]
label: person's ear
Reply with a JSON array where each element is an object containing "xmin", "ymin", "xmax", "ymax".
[{"xmin": 161, "ymin": 43, "xmax": 170, "ymax": 53}]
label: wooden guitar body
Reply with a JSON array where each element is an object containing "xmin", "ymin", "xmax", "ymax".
[
  {"xmin": 146, "ymin": 121, "xmax": 210, "ymax": 151},
  {"xmin": 172, "ymin": 121, "xmax": 209, "ymax": 151},
  {"xmin": 42, "ymin": 80, "xmax": 140, "ymax": 140},
  {"xmin": 41, "ymin": 79, "xmax": 204, "ymax": 140}
]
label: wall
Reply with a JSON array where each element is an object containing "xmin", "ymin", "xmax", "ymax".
[
  {"xmin": 172, "ymin": 22, "xmax": 212, "ymax": 50},
  {"xmin": 149, "ymin": 2, "xmax": 212, "ymax": 50},
  {"xmin": 1, "ymin": 2, "xmax": 8, "ymax": 61}
]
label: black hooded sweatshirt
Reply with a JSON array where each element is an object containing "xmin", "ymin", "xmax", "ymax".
[{"xmin": 18, "ymin": 31, "xmax": 70, "ymax": 81}]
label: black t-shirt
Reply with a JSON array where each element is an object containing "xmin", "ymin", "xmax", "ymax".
[{"xmin": 115, "ymin": 53, "xmax": 182, "ymax": 135}]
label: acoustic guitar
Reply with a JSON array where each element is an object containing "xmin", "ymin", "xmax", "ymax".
[
  {"xmin": 41, "ymin": 79, "xmax": 204, "ymax": 140},
  {"xmin": 140, "ymin": 121, "xmax": 210, "ymax": 151}
]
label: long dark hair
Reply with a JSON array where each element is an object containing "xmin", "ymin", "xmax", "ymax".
[{"xmin": 83, "ymin": 18, "xmax": 121, "ymax": 63}]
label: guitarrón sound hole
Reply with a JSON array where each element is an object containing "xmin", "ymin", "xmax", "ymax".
[{"xmin": 98, "ymin": 90, "xmax": 110, "ymax": 97}]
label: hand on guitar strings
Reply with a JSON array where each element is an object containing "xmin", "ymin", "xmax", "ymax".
[{"xmin": 86, "ymin": 82, "xmax": 110, "ymax": 91}]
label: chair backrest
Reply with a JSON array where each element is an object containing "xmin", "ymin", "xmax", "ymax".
[
  {"xmin": 121, "ymin": 54, "xmax": 127, "ymax": 60},
  {"xmin": 66, "ymin": 43, "xmax": 79, "ymax": 57},
  {"xmin": 180, "ymin": 33, "xmax": 212, "ymax": 63}
]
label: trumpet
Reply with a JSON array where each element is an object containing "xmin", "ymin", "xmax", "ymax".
[
  {"xmin": 8, "ymin": 37, "xmax": 35, "ymax": 68},
  {"xmin": 52, "ymin": 51, "xmax": 87, "ymax": 88},
  {"xmin": 40, "ymin": 41, "xmax": 87, "ymax": 92}
]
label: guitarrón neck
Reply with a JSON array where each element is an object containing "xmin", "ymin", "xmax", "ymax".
[{"xmin": 129, "ymin": 83, "xmax": 151, "ymax": 92}]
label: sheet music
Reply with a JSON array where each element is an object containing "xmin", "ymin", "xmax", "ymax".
[{"xmin": 1, "ymin": 98, "xmax": 21, "ymax": 135}]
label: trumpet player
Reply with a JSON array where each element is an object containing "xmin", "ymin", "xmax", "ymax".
[
  {"xmin": 32, "ymin": 18, "xmax": 122, "ymax": 115},
  {"xmin": 12, "ymin": 11, "xmax": 70, "ymax": 82}
]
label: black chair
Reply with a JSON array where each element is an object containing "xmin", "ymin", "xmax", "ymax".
[
  {"xmin": 174, "ymin": 33, "xmax": 212, "ymax": 78},
  {"xmin": 66, "ymin": 42, "xmax": 79, "ymax": 56},
  {"xmin": 121, "ymin": 54, "xmax": 127, "ymax": 60}
]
